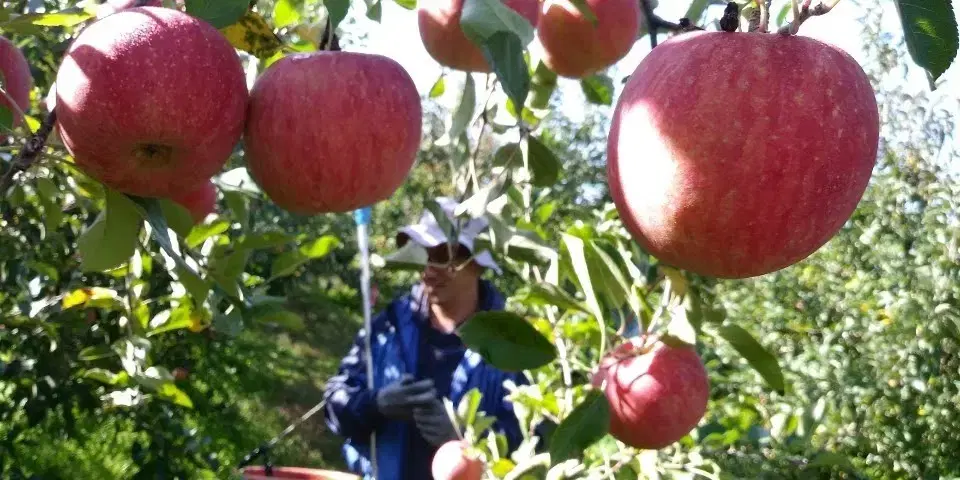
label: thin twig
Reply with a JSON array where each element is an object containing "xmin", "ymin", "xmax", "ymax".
[
  {"xmin": 0, "ymin": 86, "xmax": 29, "ymax": 132},
  {"xmin": 778, "ymin": 0, "xmax": 840, "ymax": 35},
  {"xmin": 0, "ymin": 109, "xmax": 58, "ymax": 199}
]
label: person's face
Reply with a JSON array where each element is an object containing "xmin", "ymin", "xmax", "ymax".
[{"xmin": 421, "ymin": 243, "xmax": 482, "ymax": 306}]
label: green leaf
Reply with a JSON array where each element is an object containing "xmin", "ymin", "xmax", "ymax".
[
  {"xmin": 156, "ymin": 382, "xmax": 194, "ymax": 408},
  {"xmin": 0, "ymin": 106, "xmax": 12, "ymax": 131},
  {"xmin": 300, "ymin": 234, "xmax": 341, "ymax": 258},
  {"xmin": 458, "ymin": 311, "xmax": 557, "ymax": 371},
  {"xmin": 82, "ymin": 368, "xmax": 126, "ymax": 385},
  {"xmin": 450, "ymin": 74, "xmax": 476, "ymax": 140},
  {"xmin": 210, "ymin": 248, "xmax": 250, "ymax": 295},
  {"xmin": 159, "ymin": 199, "xmax": 195, "ymax": 238},
  {"xmin": 584, "ymin": 241, "xmax": 632, "ymax": 313},
  {"xmin": 0, "ymin": 8, "xmax": 93, "ymax": 33},
  {"xmin": 79, "ymin": 345, "xmax": 116, "ymax": 361},
  {"xmin": 493, "ymin": 143, "xmax": 523, "ymax": 168},
  {"xmin": 455, "ymin": 176, "xmax": 507, "ymax": 219},
  {"xmin": 270, "ymin": 250, "xmax": 307, "ymax": 279},
  {"xmin": 517, "ymin": 283, "xmax": 589, "ymax": 314},
  {"xmin": 457, "ymin": 388, "xmax": 483, "ymax": 429},
  {"xmin": 147, "ymin": 308, "xmax": 195, "ymax": 337},
  {"xmin": 394, "ymin": 0, "xmax": 418, "ymax": 10},
  {"xmin": 526, "ymin": 135, "xmax": 561, "ymax": 187},
  {"xmin": 580, "ymin": 73, "xmax": 614, "ymax": 106},
  {"xmin": 252, "ymin": 308, "xmax": 305, "ymax": 331},
  {"xmin": 77, "ymin": 191, "xmax": 143, "ymax": 272},
  {"xmin": 377, "ymin": 242, "xmax": 430, "ymax": 271},
  {"xmin": 776, "ymin": 1, "xmax": 790, "ymax": 26},
  {"xmin": 894, "ymin": 0, "xmax": 958, "ymax": 88},
  {"xmin": 429, "ymin": 74, "xmax": 446, "ymax": 98},
  {"xmin": 683, "ymin": 0, "xmax": 710, "ymax": 23},
  {"xmin": 223, "ymin": 191, "xmax": 248, "ymax": 227},
  {"xmin": 328, "ymin": 0, "xmax": 352, "ymax": 31},
  {"xmin": 425, "ymin": 200, "xmax": 458, "ymax": 240},
  {"xmin": 561, "ymin": 234, "xmax": 604, "ymax": 323},
  {"xmin": 185, "ymin": 220, "xmax": 230, "ymax": 248},
  {"xmin": 240, "ymin": 231, "xmax": 293, "ymax": 249},
  {"xmin": 480, "ymin": 31, "xmax": 530, "ymax": 112},
  {"xmin": 548, "ymin": 389, "xmax": 610, "ymax": 464},
  {"xmin": 272, "ymin": 0, "xmax": 300, "ymax": 28},
  {"xmin": 185, "ymin": 0, "xmax": 249, "ymax": 29},
  {"xmin": 529, "ymin": 61, "xmax": 558, "ymax": 110},
  {"xmin": 715, "ymin": 324, "xmax": 786, "ymax": 394},
  {"xmin": 365, "ymin": 0, "xmax": 382, "ymax": 22},
  {"xmin": 460, "ymin": 0, "xmax": 535, "ymax": 45}
]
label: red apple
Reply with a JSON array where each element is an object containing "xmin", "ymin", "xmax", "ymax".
[
  {"xmin": 0, "ymin": 35, "xmax": 33, "ymax": 139},
  {"xmin": 607, "ymin": 31, "xmax": 880, "ymax": 279},
  {"xmin": 172, "ymin": 367, "xmax": 189, "ymax": 381},
  {"xmin": 536, "ymin": 0, "xmax": 641, "ymax": 78},
  {"xmin": 244, "ymin": 51, "xmax": 422, "ymax": 214},
  {"xmin": 170, "ymin": 180, "xmax": 216, "ymax": 223},
  {"xmin": 591, "ymin": 340, "xmax": 709, "ymax": 450},
  {"xmin": 418, "ymin": 0, "xmax": 539, "ymax": 73},
  {"xmin": 431, "ymin": 440, "xmax": 483, "ymax": 480},
  {"xmin": 55, "ymin": 7, "xmax": 248, "ymax": 198},
  {"xmin": 96, "ymin": 0, "xmax": 163, "ymax": 18}
]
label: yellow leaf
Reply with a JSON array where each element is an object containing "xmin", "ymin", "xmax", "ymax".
[
  {"xmin": 220, "ymin": 11, "xmax": 284, "ymax": 60},
  {"xmin": 63, "ymin": 287, "xmax": 119, "ymax": 309}
]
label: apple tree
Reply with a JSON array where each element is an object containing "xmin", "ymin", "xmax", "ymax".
[{"xmin": 0, "ymin": 0, "xmax": 957, "ymax": 478}]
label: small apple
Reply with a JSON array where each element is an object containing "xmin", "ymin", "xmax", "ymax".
[
  {"xmin": 431, "ymin": 439, "xmax": 483, "ymax": 480},
  {"xmin": 536, "ymin": 0, "xmax": 642, "ymax": 78},
  {"xmin": 55, "ymin": 7, "xmax": 248, "ymax": 198},
  {"xmin": 0, "ymin": 35, "xmax": 34, "ymax": 140},
  {"xmin": 244, "ymin": 51, "xmax": 422, "ymax": 214},
  {"xmin": 418, "ymin": 0, "xmax": 539, "ymax": 72},
  {"xmin": 591, "ymin": 339, "xmax": 709, "ymax": 450}
]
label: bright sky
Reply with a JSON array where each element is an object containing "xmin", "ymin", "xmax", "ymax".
[{"xmin": 345, "ymin": 0, "xmax": 960, "ymax": 168}]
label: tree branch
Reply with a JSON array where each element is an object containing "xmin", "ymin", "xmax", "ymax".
[
  {"xmin": 0, "ymin": 109, "xmax": 58, "ymax": 199},
  {"xmin": 641, "ymin": 0, "xmax": 682, "ymax": 48},
  {"xmin": 778, "ymin": 0, "xmax": 840, "ymax": 35}
]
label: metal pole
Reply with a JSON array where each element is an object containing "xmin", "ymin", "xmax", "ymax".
[{"xmin": 354, "ymin": 206, "xmax": 378, "ymax": 480}]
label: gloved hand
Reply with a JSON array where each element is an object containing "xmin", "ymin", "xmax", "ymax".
[
  {"xmin": 375, "ymin": 374, "xmax": 436, "ymax": 421},
  {"xmin": 413, "ymin": 398, "xmax": 460, "ymax": 446}
]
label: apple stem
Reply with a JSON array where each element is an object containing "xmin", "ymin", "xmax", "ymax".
[
  {"xmin": 747, "ymin": 0, "xmax": 771, "ymax": 32},
  {"xmin": 778, "ymin": 0, "xmax": 839, "ymax": 35},
  {"xmin": 0, "ymin": 109, "xmax": 58, "ymax": 200}
]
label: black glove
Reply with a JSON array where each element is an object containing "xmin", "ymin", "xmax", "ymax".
[
  {"xmin": 375, "ymin": 374, "xmax": 436, "ymax": 421},
  {"xmin": 413, "ymin": 398, "xmax": 460, "ymax": 446}
]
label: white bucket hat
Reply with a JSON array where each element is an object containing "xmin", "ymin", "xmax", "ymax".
[{"xmin": 396, "ymin": 196, "xmax": 503, "ymax": 275}]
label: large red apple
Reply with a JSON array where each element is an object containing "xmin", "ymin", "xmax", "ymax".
[
  {"xmin": 431, "ymin": 439, "xmax": 483, "ymax": 480},
  {"xmin": 55, "ymin": 7, "xmax": 248, "ymax": 198},
  {"xmin": 244, "ymin": 51, "xmax": 422, "ymax": 214},
  {"xmin": 170, "ymin": 180, "xmax": 216, "ymax": 223},
  {"xmin": 418, "ymin": 0, "xmax": 539, "ymax": 73},
  {"xmin": 0, "ymin": 35, "xmax": 33, "ymax": 139},
  {"xmin": 591, "ymin": 340, "xmax": 709, "ymax": 450},
  {"xmin": 536, "ymin": 0, "xmax": 641, "ymax": 78},
  {"xmin": 607, "ymin": 31, "xmax": 880, "ymax": 279}
]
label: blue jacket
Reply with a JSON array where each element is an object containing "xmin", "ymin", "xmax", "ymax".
[{"xmin": 323, "ymin": 279, "xmax": 530, "ymax": 479}]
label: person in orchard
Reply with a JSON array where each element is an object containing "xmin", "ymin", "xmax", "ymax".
[{"xmin": 323, "ymin": 197, "xmax": 531, "ymax": 479}]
